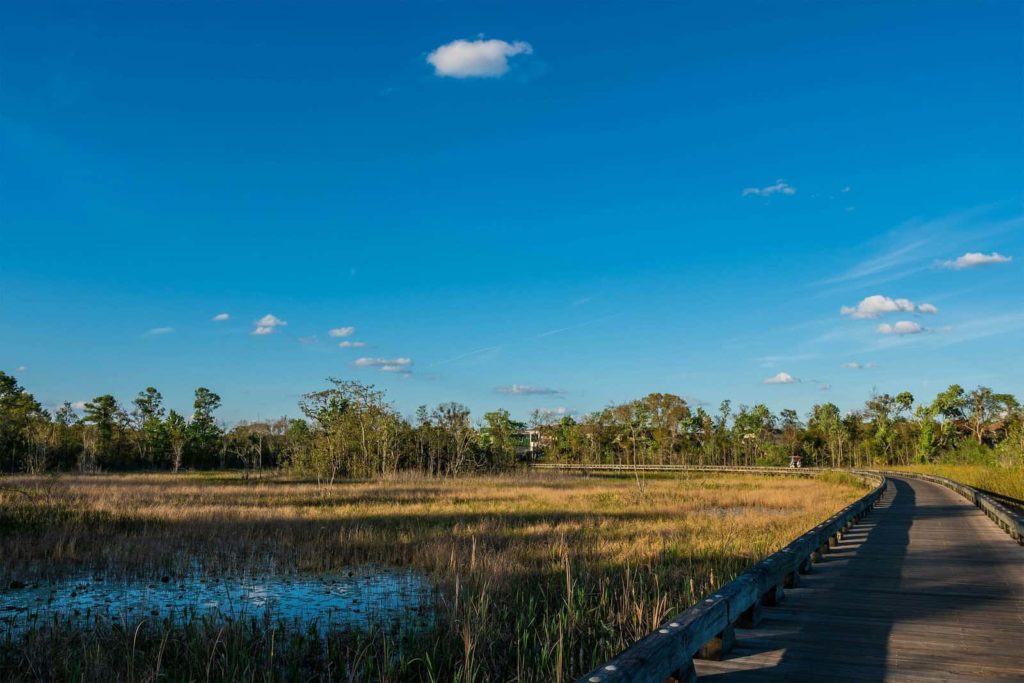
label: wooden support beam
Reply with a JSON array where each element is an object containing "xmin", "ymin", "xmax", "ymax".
[{"xmin": 784, "ymin": 570, "xmax": 800, "ymax": 588}]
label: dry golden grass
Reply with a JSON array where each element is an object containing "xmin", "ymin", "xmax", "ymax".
[
  {"xmin": 892, "ymin": 464, "xmax": 1024, "ymax": 500},
  {"xmin": 1, "ymin": 470, "xmax": 863, "ymax": 580},
  {"xmin": 0, "ymin": 470, "xmax": 866, "ymax": 681}
]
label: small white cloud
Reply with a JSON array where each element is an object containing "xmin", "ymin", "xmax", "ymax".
[
  {"xmin": 339, "ymin": 340, "xmax": 366, "ymax": 348},
  {"xmin": 354, "ymin": 357, "xmax": 412, "ymax": 368},
  {"xmin": 328, "ymin": 327, "xmax": 355, "ymax": 338},
  {"xmin": 763, "ymin": 372, "xmax": 799, "ymax": 384},
  {"xmin": 819, "ymin": 383, "xmax": 832, "ymax": 391},
  {"xmin": 840, "ymin": 295, "xmax": 936, "ymax": 318},
  {"xmin": 940, "ymin": 252, "xmax": 1012, "ymax": 269},
  {"xmin": 16, "ymin": 366, "xmax": 27, "ymax": 372},
  {"xmin": 427, "ymin": 38, "xmax": 533, "ymax": 78},
  {"xmin": 145, "ymin": 327, "xmax": 174, "ymax": 336},
  {"xmin": 841, "ymin": 186, "xmax": 851, "ymax": 193},
  {"xmin": 252, "ymin": 314, "xmax": 287, "ymax": 335},
  {"xmin": 496, "ymin": 384, "xmax": 564, "ymax": 395},
  {"xmin": 212, "ymin": 313, "xmax": 230, "ymax": 321},
  {"xmin": 256, "ymin": 314, "xmax": 287, "ymax": 327},
  {"xmin": 70, "ymin": 401, "xmax": 87, "ymax": 411},
  {"xmin": 841, "ymin": 362, "xmax": 877, "ymax": 370},
  {"xmin": 742, "ymin": 179, "xmax": 796, "ymax": 197},
  {"xmin": 877, "ymin": 321, "xmax": 923, "ymax": 335}
]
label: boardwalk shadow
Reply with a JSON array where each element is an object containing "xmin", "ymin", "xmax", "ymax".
[{"xmin": 697, "ymin": 476, "xmax": 1022, "ymax": 682}]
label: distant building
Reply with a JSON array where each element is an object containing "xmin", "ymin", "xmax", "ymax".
[{"xmin": 511, "ymin": 427, "xmax": 545, "ymax": 460}]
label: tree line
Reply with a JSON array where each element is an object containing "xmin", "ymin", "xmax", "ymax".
[{"xmin": 1, "ymin": 371, "xmax": 1021, "ymax": 477}]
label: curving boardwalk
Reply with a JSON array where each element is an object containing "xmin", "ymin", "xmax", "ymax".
[{"xmin": 694, "ymin": 476, "xmax": 1024, "ymax": 682}]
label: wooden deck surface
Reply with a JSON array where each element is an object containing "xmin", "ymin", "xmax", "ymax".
[{"xmin": 694, "ymin": 476, "xmax": 1024, "ymax": 682}]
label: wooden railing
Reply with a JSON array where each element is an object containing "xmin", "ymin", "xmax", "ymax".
[
  {"xmin": 872, "ymin": 470, "xmax": 1024, "ymax": 545},
  {"xmin": 530, "ymin": 465, "xmax": 887, "ymax": 683},
  {"xmin": 531, "ymin": 464, "xmax": 825, "ymax": 475}
]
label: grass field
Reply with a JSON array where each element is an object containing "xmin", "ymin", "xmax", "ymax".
[
  {"xmin": 0, "ymin": 470, "xmax": 866, "ymax": 682},
  {"xmin": 892, "ymin": 464, "xmax": 1024, "ymax": 500}
]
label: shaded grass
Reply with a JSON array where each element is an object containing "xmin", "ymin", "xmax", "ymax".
[{"xmin": 0, "ymin": 471, "xmax": 864, "ymax": 681}]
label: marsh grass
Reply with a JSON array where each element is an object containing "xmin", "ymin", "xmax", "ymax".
[{"xmin": 0, "ymin": 471, "xmax": 864, "ymax": 681}]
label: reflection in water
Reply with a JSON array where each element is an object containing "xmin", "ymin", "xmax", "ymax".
[{"xmin": 0, "ymin": 568, "xmax": 435, "ymax": 635}]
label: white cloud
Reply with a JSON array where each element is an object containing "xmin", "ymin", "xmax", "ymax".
[
  {"xmin": 534, "ymin": 407, "xmax": 576, "ymax": 421},
  {"xmin": 16, "ymin": 366, "xmax": 27, "ymax": 372},
  {"xmin": 354, "ymin": 357, "xmax": 412, "ymax": 368},
  {"xmin": 841, "ymin": 362, "xmax": 877, "ymax": 370},
  {"xmin": 940, "ymin": 251, "xmax": 1012, "ymax": 269},
  {"xmin": 212, "ymin": 313, "xmax": 230, "ymax": 321},
  {"xmin": 742, "ymin": 179, "xmax": 796, "ymax": 197},
  {"xmin": 841, "ymin": 186, "xmax": 851, "ymax": 193},
  {"xmin": 877, "ymin": 320, "xmax": 923, "ymax": 335},
  {"xmin": 252, "ymin": 314, "xmax": 287, "ymax": 336},
  {"xmin": 819, "ymin": 383, "xmax": 832, "ymax": 391},
  {"xmin": 840, "ymin": 295, "xmax": 937, "ymax": 318},
  {"xmin": 71, "ymin": 400, "xmax": 87, "ymax": 411},
  {"xmin": 145, "ymin": 326, "xmax": 174, "ymax": 336},
  {"xmin": 427, "ymin": 38, "xmax": 533, "ymax": 78},
  {"xmin": 256, "ymin": 314, "xmax": 287, "ymax": 327},
  {"xmin": 338, "ymin": 340, "xmax": 366, "ymax": 348},
  {"xmin": 496, "ymin": 384, "xmax": 564, "ymax": 395},
  {"xmin": 763, "ymin": 372, "xmax": 798, "ymax": 384},
  {"xmin": 328, "ymin": 327, "xmax": 355, "ymax": 338}
]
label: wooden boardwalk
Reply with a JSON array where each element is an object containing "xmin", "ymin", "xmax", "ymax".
[{"xmin": 694, "ymin": 476, "xmax": 1024, "ymax": 682}]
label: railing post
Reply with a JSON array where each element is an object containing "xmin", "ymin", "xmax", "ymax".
[
  {"xmin": 762, "ymin": 584, "xmax": 784, "ymax": 606},
  {"xmin": 813, "ymin": 541, "xmax": 829, "ymax": 562},
  {"xmin": 696, "ymin": 625, "xmax": 736, "ymax": 660},
  {"xmin": 737, "ymin": 601, "xmax": 763, "ymax": 628}
]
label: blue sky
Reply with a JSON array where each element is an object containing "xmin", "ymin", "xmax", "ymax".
[{"xmin": 2, "ymin": 2, "xmax": 1022, "ymax": 424}]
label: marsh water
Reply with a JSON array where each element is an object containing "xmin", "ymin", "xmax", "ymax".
[{"xmin": 0, "ymin": 567, "xmax": 434, "ymax": 634}]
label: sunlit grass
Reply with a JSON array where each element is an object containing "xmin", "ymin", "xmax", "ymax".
[
  {"xmin": 892, "ymin": 464, "xmax": 1024, "ymax": 500},
  {"xmin": 0, "ymin": 471, "xmax": 865, "ymax": 681}
]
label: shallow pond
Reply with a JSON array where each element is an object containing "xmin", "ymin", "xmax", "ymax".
[{"xmin": 0, "ymin": 567, "xmax": 435, "ymax": 634}]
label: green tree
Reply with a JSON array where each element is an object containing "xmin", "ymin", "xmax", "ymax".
[
  {"xmin": 165, "ymin": 410, "xmax": 189, "ymax": 472},
  {"xmin": 966, "ymin": 386, "xmax": 1018, "ymax": 445},
  {"xmin": 187, "ymin": 387, "xmax": 222, "ymax": 467},
  {"xmin": 0, "ymin": 371, "xmax": 46, "ymax": 472},
  {"xmin": 481, "ymin": 409, "xmax": 520, "ymax": 470},
  {"xmin": 642, "ymin": 393, "xmax": 690, "ymax": 464},
  {"xmin": 82, "ymin": 394, "xmax": 123, "ymax": 469},
  {"xmin": 131, "ymin": 387, "xmax": 166, "ymax": 467}
]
